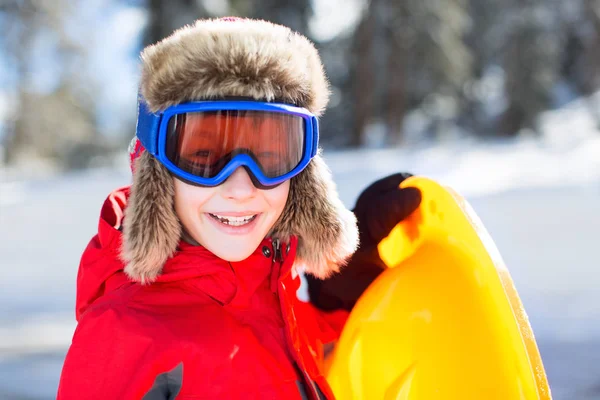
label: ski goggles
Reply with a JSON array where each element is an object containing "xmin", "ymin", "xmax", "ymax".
[{"xmin": 136, "ymin": 100, "xmax": 319, "ymax": 187}]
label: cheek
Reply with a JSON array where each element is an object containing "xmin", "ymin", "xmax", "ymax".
[
  {"xmin": 173, "ymin": 178, "xmax": 213, "ymax": 221},
  {"xmin": 266, "ymin": 180, "xmax": 290, "ymax": 217}
]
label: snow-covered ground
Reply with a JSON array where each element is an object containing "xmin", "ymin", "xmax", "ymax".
[{"xmin": 1, "ymin": 98, "xmax": 599, "ymax": 398}]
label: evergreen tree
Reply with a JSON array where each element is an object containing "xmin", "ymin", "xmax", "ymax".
[
  {"xmin": 580, "ymin": 0, "xmax": 600, "ymax": 96},
  {"xmin": 461, "ymin": 0, "xmax": 504, "ymax": 136},
  {"xmin": 559, "ymin": 0, "xmax": 600, "ymax": 127},
  {"xmin": 231, "ymin": 0, "xmax": 313, "ymax": 34},
  {"xmin": 500, "ymin": 0, "xmax": 562, "ymax": 135},
  {"xmin": 144, "ymin": 0, "xmax": 209, "ymax": 45},
  {"xmin": 315, "ymin": 34, "xmax": 355, "ymax": 148},
  {"xmin": 0, "ymin": 0, "xmax": 102, "ymax": 167},
  {"xmin": 349, "ymin": 0, "xmax": 473, "ymax": 146}
]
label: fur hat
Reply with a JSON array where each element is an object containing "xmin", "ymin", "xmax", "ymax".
[{"xmin": 121, "ymin": 18, "xmax": 358, "ymax": 283}]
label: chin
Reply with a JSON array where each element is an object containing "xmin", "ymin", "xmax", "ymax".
[
  {"xmin": 215, "ymin": 250, "xmax": 254, "ymax": 262},
  {"xmin": 189, "ymin": 217, "xmax": 272, "ymax": 261},
  {"xmin": 211, "ymin": 242, "xmax": 260, "ymax": 262}
]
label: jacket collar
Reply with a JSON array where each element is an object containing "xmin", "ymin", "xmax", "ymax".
[
  {"xmin": 157, "ymin": 237, "xmax": 297, "ymax": 306},
  {"xmin": 90, "ymin": 187, "xmax": 299, "ymax": 309}
]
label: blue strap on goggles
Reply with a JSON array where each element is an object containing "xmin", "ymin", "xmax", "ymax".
[{"xmin": 136, "ymin": 99, "xmax": 319, "ymax": 187}]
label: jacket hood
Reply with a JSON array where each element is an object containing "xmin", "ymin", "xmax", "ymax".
[
  {"xmin": 76, "ymin": 187, "xmax": 299, "ymax": 320},
  {"xmin": 76, "ymin": 187, "xmax": 129, "ymax": 320}
]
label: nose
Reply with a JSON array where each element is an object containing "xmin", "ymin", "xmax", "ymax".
[{"xmin": 221, "ymin": 167, "xmax": 258, "ymax": 200}]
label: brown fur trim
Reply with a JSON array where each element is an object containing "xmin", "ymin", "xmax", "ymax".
[
  {"xmin": 121, "ymin": 152, "xmax": 181, "ymax": 283},
  {"xmin": 270, "ymin": 153, "xmax": 359, "ymax": 278},
  {"xmin": 140, "ymin": 18, "xmax": 330, "ymax": 116}
]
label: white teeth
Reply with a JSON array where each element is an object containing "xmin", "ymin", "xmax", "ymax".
[{"xmin": 210, "ymin": 213, "xmax": 257, "ymax": 226}]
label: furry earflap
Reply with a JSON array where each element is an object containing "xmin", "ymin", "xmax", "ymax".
[
  {"xmin": 121, "ymin": 152, "xmax": 181, "ymax": 283},
  {"xmin": 270, "ymin": 153, "xmax": 359, "ymax": 278},
  {"xmin": 140, "ymin": 18, "xmax": 330, "ymax": 115}
]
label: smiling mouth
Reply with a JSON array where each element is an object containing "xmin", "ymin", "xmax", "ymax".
[{"xmin": 208, "ymin": 213, "xmax": 258, "ymax": 226}]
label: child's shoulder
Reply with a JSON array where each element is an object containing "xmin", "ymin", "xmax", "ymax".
[
  {"xmin": 75, "ymin": 283, "xmax": 254, "ymax": 362},
  {"xmin": 79, "ymin": 282, "xmax": 232, "ymax": 336}
]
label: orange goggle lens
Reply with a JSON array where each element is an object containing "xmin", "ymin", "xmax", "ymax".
[{"xmin": 165, "ymin": 110, "xmax": 306, "ymax": 179}]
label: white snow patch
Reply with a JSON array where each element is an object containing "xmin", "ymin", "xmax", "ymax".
[
  {"xmin": 324, "ymin": 134, "xmax": 600, "ymax": 204},
  {"xmin": 202, "ymin": 0, "xmax": 229, "ymax": 15},
  {"xmin": 0, "ymin": 313, "xmax": 75, "ymax": 357},
  {"xmin": 310, "ymin": 0, "xmax": 366, "ymax": 41},
  {"xmin": 0, "ymin": 181, "xmax": 27, "ymax": 207}
]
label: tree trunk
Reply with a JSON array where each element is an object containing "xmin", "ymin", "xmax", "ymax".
[
  {"xmin": 350, "ymin": 5, "xmax": 377, "ymax": 147},
  {"xmin": 145, "ymin": 0, "xmax": 208, "ymax": 45},
  {"xmin": 386, "ymin": 28, "xmax": 406, "ymax": 145}
]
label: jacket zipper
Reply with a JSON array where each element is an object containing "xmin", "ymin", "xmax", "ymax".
[
  {"xmin": 272, "ymin": 239, "xmax": 324, "ymax": 400},
  {"xmin": 270, "ymin": 239, "xmax": 283, "ymax": 293},
  {"xmin": 273, "ymin": 239, "xmax": 283, "ymax": 263}
]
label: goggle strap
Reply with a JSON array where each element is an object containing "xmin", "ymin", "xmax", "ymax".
[
  {"xmin": 311, "ymin": 116, "xmax": 319, "ymax": 157},
  {"xmin": 136, "ymin": 99, "xmax": 161, "ymax": 156}
]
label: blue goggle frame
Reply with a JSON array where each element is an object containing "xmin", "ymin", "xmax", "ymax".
[{"xmin": 136, "ymin": 99, "xmax": 319, "ymax": 187}]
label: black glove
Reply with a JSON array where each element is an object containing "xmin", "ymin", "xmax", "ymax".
[{"xmin": 307, "ymin": 173, "xmax": 421, "ymax": 312}]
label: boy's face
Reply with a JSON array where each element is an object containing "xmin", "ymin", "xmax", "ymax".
[{"xmin": 173, "ymin": 167, "xmax": 290, "ymax": 261}]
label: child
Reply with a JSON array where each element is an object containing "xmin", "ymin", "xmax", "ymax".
[{"xmin": 57, "ymin": 18, "xmax": 421, "ymax": 399}]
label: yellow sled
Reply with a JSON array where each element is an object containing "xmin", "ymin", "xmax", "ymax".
[{"xmin": 325, "ymin": 177, "xmax": 551, "ymax": 400}]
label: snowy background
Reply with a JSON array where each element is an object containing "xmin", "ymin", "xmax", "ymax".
[{"xmin": 1, "ymin": 96, "xmax": 599, "ymax": 399}]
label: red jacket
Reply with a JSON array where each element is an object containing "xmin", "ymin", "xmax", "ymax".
[{"xmin": 57, "ymin": 187, "xmax": 349, "ymax": 399}]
